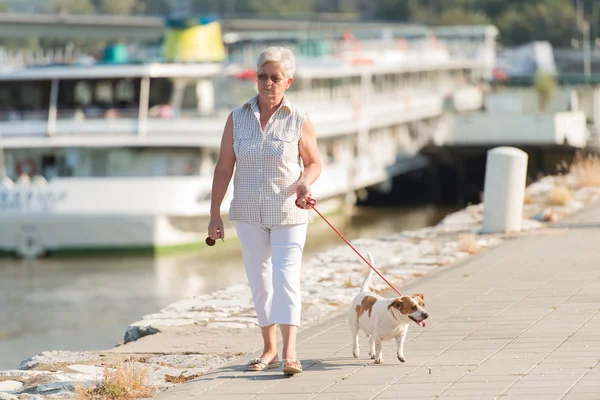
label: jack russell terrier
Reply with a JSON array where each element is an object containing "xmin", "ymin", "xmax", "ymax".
[{"xmin": 348, "ymin": 252, "xmax": 429, "ymax": 364}]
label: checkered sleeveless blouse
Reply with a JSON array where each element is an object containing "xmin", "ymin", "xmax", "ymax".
[{"xmin": 229, "ymin": 95, "xmax": 312, "ymax": 226}]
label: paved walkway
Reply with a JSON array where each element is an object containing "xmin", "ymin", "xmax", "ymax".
[{"xmin": 154, "ymin": 205, "xmax": 600, "ymax": 400}]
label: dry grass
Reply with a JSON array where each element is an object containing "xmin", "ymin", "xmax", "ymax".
[
  {"xmin": 568, "ymin": 152, "xmax": 600, "ymax": 188},
  {"xmin": 458, "ymin": 234, "xmax": 480, "ymax": 254},
  {"xmin": 74, "ymin": 362, "xmax": 155, "ymax": 400},
  {"xmin": 164, "ymin": 372, "xmax": 202, "ymax": 384},
  {"xmin": 548, "ymin": 185, "xmax": 574, "ymax": 206},
  {"xmin": 343, "ymin": 277, "xmax": 358, "ymax": 288}
]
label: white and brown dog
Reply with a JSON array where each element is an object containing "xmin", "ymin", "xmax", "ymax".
[{"xmin": 348, "ymin": 252, "xmax": 429, "ymax": 364}]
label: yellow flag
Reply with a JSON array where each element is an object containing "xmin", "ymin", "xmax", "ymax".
[{"xmin": 163, "ymin": 20, "xmax": 226, "ymax": 63}]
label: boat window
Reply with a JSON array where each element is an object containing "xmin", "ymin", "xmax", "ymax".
[
  {"xmin": 325, "ymin": 140, "xmax": 335, "ymax": 164},
  {"xmin": 181, "ymin": 83, "xmax": 197, "ymax": 110},
  {"xmin": 371, "ymin": 75, "xmax": 382, "ymax": 94},
  {"xmin": 75, "ymin": 81, "xmax": 93, "ymax": 106},
  {"xmin": 95, "ymin": 80, "xmax": 113, "ymax": 104},
  {"xmin": 57, "ymin": 78, "xmax": 142, "ymax": 119},
  {"xmin": 149, "ymin": 78, "xmax": 173, "ymax": 107},
  {"xmin": 21, "ymin": 83, "xmax": 43, "ymax": 108},
  {"xmin": 115, "ymin": 79, "xmax": 135, "ymax": 102},
  {"xmin": 0, "ymin": 80, "xmax": 50, "ymax": 121},
  {"xmin": 147, "ymin": 78, "xmax": 175, "ymax": 118},
  {"xmin": 0, "ymin": 83, "xmax": 12, "ymax": 106},
  {"xmin": 351, "ymin": 76, "xmax": 361, "ymax": 96}
]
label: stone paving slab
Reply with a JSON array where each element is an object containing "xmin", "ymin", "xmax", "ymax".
[{"xmin": 154, "ymin": 206, "xmax": 600, "ymax": 400}]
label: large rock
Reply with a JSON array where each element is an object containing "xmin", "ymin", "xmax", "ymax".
[
  {"xmin": 19, "ymin": 351, "xmax": 100, "ymax": 370},
  {"xmin": 33, "ymin": 381, "xmax": 75, "ymax": 394},
  {"xmin": 0, "ymin": 380, "xmax": 22, "ymax": 391},
  {"xmin": 123, "ymin": 324, "xmax": 160, "ymax": 343},
  {"xmin": 0, "ymin": 370, "xmax": 50, "ymax": 378}
]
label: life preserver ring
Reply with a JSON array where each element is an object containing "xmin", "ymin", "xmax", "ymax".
[
  {"xmin": 15, "ymin": 229, "xmax": 45, "ymax": 259},
  {"xmin": 16, "ymin": 159, "xmax": 36, "ymax": 176}
]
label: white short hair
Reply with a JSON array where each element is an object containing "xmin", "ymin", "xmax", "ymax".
[{"xmin": 256, "ymin": 46, "xmax": 296, "ymax": 78}]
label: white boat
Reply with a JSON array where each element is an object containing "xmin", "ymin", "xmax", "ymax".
[{"xmin": 0, "ymin": 26, "xmax": 497, "ymax": 258}]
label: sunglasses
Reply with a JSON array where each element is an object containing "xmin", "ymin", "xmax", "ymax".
[{"xmin": 257, "ymin": 73, "xmax": 285, "ymax": 83}]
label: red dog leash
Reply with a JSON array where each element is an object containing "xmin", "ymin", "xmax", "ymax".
[{"xmin": 296, "ymin": 197, "xmax": 402, "ymax": 296}]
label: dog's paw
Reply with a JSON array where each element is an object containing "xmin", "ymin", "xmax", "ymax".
[
  {"xmin": 397, "ymin": 355, "xmax": 405, "ymax": 363},
  {"xmin": 374, "ymin": 358, "xmax": 384, "ymax": 364},
  {"xmin": 369, "ymin": 353, "xmax": 376, "ymax": 359},
  {"xmin": 352, "ymin": 349, "xmax": 360, "ymax": 358}
]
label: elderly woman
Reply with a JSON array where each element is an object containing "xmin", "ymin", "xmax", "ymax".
[{"xmin": 207, "ymin": 46, "xmax": 322, "ymax": 375}]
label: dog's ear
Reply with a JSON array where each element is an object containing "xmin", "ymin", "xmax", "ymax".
[
  {"xmin": 412, "ymin": 292, "xmax": 425, "ymax": 307},
  {"xmin": 387, "ymin": 298, "xmax": 403, "ymax": 311}
]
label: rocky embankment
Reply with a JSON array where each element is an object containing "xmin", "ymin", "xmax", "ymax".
[{"xmin": 2, "ymin": 156, "xmax": 599, "ymax": 399}]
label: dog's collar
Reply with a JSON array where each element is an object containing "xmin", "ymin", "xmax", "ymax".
[{"xmin": 390, "ymin": 308, "xmax": 402, "ymax": 322}]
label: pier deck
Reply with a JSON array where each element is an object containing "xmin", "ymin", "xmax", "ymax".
[{"xmin": 153, "ymin": 205, "xmax": 600, "ymax": 400}]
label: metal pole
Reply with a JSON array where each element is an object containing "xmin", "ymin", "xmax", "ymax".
[
  {"xmin": 0, "ymin": 134, "xmax": 6, "ymax": 179},
  {"xmin": 47, "ymin": 78, "xmax": 58, "ymax": 136},
  {"xmin": 584, "ymin": 21, "xmax": 591, "ymax": 80},
  {"xmin": 138, "ymin": 76, "xmax": 150, "ymax": 138},
  {"xmin": 578, "ymin": 0, "xmax": 592, "ymax": 81}
]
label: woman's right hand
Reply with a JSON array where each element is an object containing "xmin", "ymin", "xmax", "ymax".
[{"xmin": 208, "ymin": 215, "xmax": 225, "ymax": 241}]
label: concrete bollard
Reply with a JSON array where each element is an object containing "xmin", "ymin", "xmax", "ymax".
[{"xmin": 481, "ymin": 147, "xmax": 529, "ymax": 234}]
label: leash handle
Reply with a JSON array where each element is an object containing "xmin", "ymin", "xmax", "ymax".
[{"xmin": 295, "ymin": 197, "xmax": 402, "ymax": 296}]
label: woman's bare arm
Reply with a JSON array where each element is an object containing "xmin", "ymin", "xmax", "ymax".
[
  {"xmin": 297, "ymin": 114, "xmax": 322, "ymax": 208},
  {"xmin": 208, "ymin": 113, "xmax": 235, "ymax": 239}
]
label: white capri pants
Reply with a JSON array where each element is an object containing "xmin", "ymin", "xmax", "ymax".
[{"xmin": 235, "ymin": 221, "xmax": 307, "ymax": 327}]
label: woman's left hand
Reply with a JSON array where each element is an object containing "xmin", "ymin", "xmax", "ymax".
[{"xmin": 296, "ymin": 180, "xmax": 312, "ymax": 209}]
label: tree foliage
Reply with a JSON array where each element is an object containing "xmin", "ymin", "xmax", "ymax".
[
  {"xmin": 534, "ymin": 72, "xmax": 557, "ymax": 112},
  {"xmin": 370, "ymin": 0, "xmax": 419, "ymax": 22},
  {"xmin": 240, "ymin": 0, "xmax": 316, "ymax": 18},
  {"xmin": 436, "ymin": 9, "xmax": 490, "ymax": 26},
  {"xmin": 4, "ymin": 0, "xmax": 593, "ymax": 47},
  {"xmin": 98, "ymin": 0, "xmax": 139, "ymax": 15},
  {"xmin": 52, "ymin": 0, "xmax": 95, "ymax": 14}
]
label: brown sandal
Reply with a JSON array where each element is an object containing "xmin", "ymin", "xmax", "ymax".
[{"xmin": 281, "ymin": 359, "xmax": 302, "ymax": 375}]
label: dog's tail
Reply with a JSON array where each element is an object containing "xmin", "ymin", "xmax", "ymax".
[{"xmin": 359, "ymin": 251, "xmax": 375, "ymax": 292}]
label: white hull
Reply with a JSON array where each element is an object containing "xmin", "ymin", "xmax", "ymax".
[
  {"xmin": 0, "ymin": 198, "xmax": 351, "ymax": 258},
  {"xmin": 0, "ymin": 214, "xmax": 178, "ymax": 257},
  {"xmin": 0, "ymin": 146, "xmax": 433, "ymax": 257}
]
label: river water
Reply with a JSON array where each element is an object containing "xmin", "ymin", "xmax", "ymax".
[{"xmin": 0, "ymin": 204, "xmax": 454, "ymax": 370}]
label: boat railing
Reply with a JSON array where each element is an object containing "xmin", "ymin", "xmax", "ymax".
[
  {"xmin": 0, "ymin": 46, "xmax": 91, "ymax": 69},
  {"xmin": 228, "ymin": 35, "xmax": 485, "ymax": 71},
  {"xmin": 0, "ymin": 110, "xmax": 49, "ymax": 122},
  {"xmin": 0, "ymin": 91, "xmax": 452, "ymax": 139},
  {"xmin": 50, "ymin": 107, "xmax": 229, "ymax": 122},
  {"xmin": 54, "ymin": 107, "xmax": 140, "ymax": 120}
]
